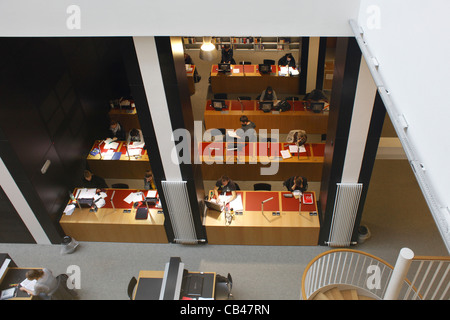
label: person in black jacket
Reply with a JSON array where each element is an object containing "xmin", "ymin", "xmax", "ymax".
[
  {"xmin": 283, "ymin": 175, "xmax": 308, "ymax": 192},
  {"xmin": 82, "ymin": 170, "xmax": 108, "ymax": 190},
  {"xmin": 220, "ymin": 44, "xmax": 236, "ymax": 64},
  {"xmin": 108, "ymin": 120, "xmax": 126, "ymax": 141},
  {"xmin": 278, "ymin": 53, "xmax": 296, "ymax": 67}
]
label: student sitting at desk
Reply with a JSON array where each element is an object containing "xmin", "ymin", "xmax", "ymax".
[
  {"xmin": 144, "ymin": 170, "xmax": 156, "ymax": 190},
  {"xmin": 107, "ymin": 119, "xmax": 126, "ymax": 141},
  {"xmin": 20, "ymin": 269, "xmax": 58, "ymax": 299},
  {"xmin": 283, "ymin": 175, "xmax": 308, "ymax": 193},
  {"xmin": 82, "ymin": 170, "xmax": 108, "ymax": 190},
  {"xmin": 214, "ymin": 175, "xmax": 237, "ymax": 205},
  {"xmin": 278, "ymin": 53, "xmax": 296, "ymax": 68},
  {"xmin": 304, "ymin": 89, "xmax": 328, "ymax": 103},
  {"xmin": 259, "ymin": 86, "xmax": 278, "ymax": 102},
  {"xmin": 220, "ymin": 44, "xmax": 236, "ymax": 65},
  {"xmin": 238, "ymin": 115, "xmax": 257, "ymax": 142},
  {"xmin": 127, "ymin": 128, "xmax": 145, "ymax": 147}
]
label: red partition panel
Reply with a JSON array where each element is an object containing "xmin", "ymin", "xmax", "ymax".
[{"xmin": 245, "ymin": 191, "xmax": 279, "ymax": 212}]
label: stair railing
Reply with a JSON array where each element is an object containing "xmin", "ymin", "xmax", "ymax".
[
  {"xmin": 301, "ymin": 249, "xmax": 395, "ymax": 300},
  {"xmin": 302, "ymin": 248, "xmax": 450, "ymax": 300}
]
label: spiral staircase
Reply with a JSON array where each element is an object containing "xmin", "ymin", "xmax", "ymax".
[{"xmin": 301, "ymin": 248, "xmax": 450, "ymax": 300}]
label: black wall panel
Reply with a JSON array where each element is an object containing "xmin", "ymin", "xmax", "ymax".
[{"xmin": 0, "ymin": 37, "xmax": 132, "ymax": 243}]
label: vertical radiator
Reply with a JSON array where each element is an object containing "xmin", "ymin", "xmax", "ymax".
[
  {"xmin": 161, "ymin": 181, "xmax": 198, "ymax": 244},
  {"xmin": 327, "ymin": 183, "xmax": 363, "ymax": 247}
]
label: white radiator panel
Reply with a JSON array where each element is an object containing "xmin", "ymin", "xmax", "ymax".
[
  {"xmin": 328, "ymin": 183, "xmax": 363, "ymax": 247},
  {"xmin": 161, "ymin": 181, "xmax": 198, "ymax": 244}
]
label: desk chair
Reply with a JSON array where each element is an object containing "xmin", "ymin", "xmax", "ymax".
[
  {"xmin": 46, "ymin": 274, "xmax": 78, "ymax": 300},
  {"xmin": 112, "ymin": 183, "xmax": 129, "ymax": 189},
  {"xmin": 238, "ymin": 96, "xmax": 251, "ymax": 100},
  {"xmin": 211, "ymin": 128, "xmax": 226, "ymax": 141},
  {"xmin": 259, "ymin": 137, "xmax": 277, "ymax": 143},
  {"xmin": 214, "ymin": 273, "xmax": 233, "ymax": 300},
  {"xmin": 254, "ymin": 183, "xmax": 271, "ymax": 191},
  {"xmin": 263, "ymin": 59, "xmax": 275, "ymax": 65},
  {"xmin": 239, "ymin": 61, "xmax": 251, "ymax": 65},
  {"xmin": 285, "ymin": 96, "xmax": 300, "ymax": 101},
  {"xmin": 234, "ymin": 183, "xmax": 241, "ymax": 191},
  {"xmin": 127, "ymin": 276, "xmax": 137, "ymax": 300},
  {"xmin": 214, "ymin": 93, "xmax": 228, "ymax": 100}
]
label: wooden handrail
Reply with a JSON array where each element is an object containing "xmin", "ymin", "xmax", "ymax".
[
  {"xmin": 412, "ymin": 256, "xmax": 450, "ymax": 261},
  {"xmin": 301, "ymin": 249, "xmax": 395, "ymax": 299}
]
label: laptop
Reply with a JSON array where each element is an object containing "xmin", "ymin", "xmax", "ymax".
[{"xmin": 205, "ymin": 200, "xmax": 222, "ymax": 212}]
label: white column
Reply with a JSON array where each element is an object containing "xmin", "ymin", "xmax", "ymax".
[
  {"xmin": 384, "ymin": 247, "xmax": 415, "ymax": 300},
  {"xmin": 341, "ymin": 55, "xmax": 377, "ymax": 183},
  {"xmin": 132, "ymin": 36, "xmax": 182, "ymax": 181},
  {"xmin": 0, "ymin": 157, "xmax": 51, "ymax": 244},
  {"xmin": 306, "ymin": 37, "xmax": 320, "ymax": 93}
]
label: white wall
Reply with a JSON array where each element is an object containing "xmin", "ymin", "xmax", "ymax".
[
  {"xmin": 0, "ymin": 0, "xmax": 360, "ymax": 36},
  {"xmin": 358, "ymin": 0, "xmax": 450, "ymax": 248}
]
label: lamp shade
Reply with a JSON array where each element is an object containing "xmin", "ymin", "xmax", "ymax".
[{"xmin": 199, "ymin": 37, "xmax": 217, "ymax": 61}]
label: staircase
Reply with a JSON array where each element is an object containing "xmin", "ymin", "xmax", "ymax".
[
  {"xmin": 312, "ymin": 286, "xmax": 377, "ymax": 300},
  {"xmin": 302, "ymin": 248, "xmax": 450, "ymax": 300}
]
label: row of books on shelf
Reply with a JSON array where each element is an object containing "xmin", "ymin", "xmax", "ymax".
[{"xmin": 183, "ymin": 37, "xmax": 295, "ymax": 44}]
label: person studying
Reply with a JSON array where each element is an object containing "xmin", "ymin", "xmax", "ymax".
[
  {"xmin": 283, "ymin": 175, "xmax": 308, "ymax": 193},
  {"xmin": 213, "ymin": 175, "xmax": 238, "ymax": 205}
]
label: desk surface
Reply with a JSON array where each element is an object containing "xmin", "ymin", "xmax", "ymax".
[
  {"xmin": 210, "ymin": 64, "xmax": 300, "ymax": 94},
  {"xmin": 204, "ymin": 190, "xmax": 320, "ymax": 245},
  {"xmin": 0, "ymin": 267, "xmax": 41, "ymax": 300},
  {"xmin": 87, "ymin": 140, "xmax": 148, "ymax": 162},
  {"xmin": 211, "ymin": 64, "xmax": 297, "ymax": 77},
  {"xmin": 134, "ymin": 270, "xmax": 216, "ymax": 300},
  {"xmin": 60, "ymin": 188, "xmax": 164, "ymax": 225},
  {"xmin": 205, "ymin": 191, "xmax": 319, "ymax": 228},
  {"xmin": 199, "ymin": 142, "xmax": 325, "ymax": 163},
  {"xmin": 204, "ymin": 99, "xmax": 329, "ymax": 134},
  {"xmin": 59, "ymin": 189, "xmax": 167, "ymax": 243}
]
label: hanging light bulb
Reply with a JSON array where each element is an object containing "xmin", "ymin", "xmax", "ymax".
[{"xmin": 199, "ymin": 36, "xmax": 217, "ymax": 61}]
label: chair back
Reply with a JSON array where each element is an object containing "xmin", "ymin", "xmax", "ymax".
[
  {"xmin": 263, "ymin": 59, "xmax": 275, "ymax": 65},
  {"xmin": 254, "ymin": 183, "xmax": 271, "ymax": 191},
  {"xmin": 127, "ymin": 276, "xmax": 137, "ymax": 300},
  {"xmin": 112, "ymin": 183, "xmax": 129, "ymax": 189}
]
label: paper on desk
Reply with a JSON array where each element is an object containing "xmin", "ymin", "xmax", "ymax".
[
  {"xmin": 146, "ymin": 190, "xmax": 157, "ymax": 198},
  {"xmin": 288, "ymin": 145, "xmax": 306, "ymax": 153},
  {"xmin": 127, "ymin": 148, "xmax": 142, "ymax": 157},
  {"xmin": 1, "ymin": 287, "xmax": 16, "ymax": 300},
  {"xmin": 219, "ymin": 194, "xmax": 244, "ymax": 211},
  {"xmin": 226, "ymin": 130, "xmax": 240, "ymax": 139},
  {"xmin": 104, "ymin": 141, "xmax": 119, "ymax": 150},
  {"xmin": 20, "ymin": 278, "xmax": 37, "ymax": 294},
  {"xmin": 64, "ymin": 204, "xmax": 76, "ymax": 215},
  {"xmin": 101, "ymin": 149, "xmax": 115, "ymax": 160},
  {"xmin": 280, "ymin": 150, "xmax": 292, "ymax": 159},
  {"xmin": 233, "ymin": 68, "xmax": 240, "ymax": 74},
  {"xmin": 77, "ymin": 188, "xmax": 96, "ymax": 199},
  {"xmin": 123, "ymin": 192, "xmax": 145, "ymax": 204},
  {"xmin": 129, "ymin": 141, "xmax": 145, "ymax": 149}
]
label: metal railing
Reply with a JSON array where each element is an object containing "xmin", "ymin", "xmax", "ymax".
[
  {"xmin": 403, "ymin": 256, "xmax": 450, "ymax": 300},
  {"xmin": 301, "ymin": 248, "xmax": 450, "ymax": 300}
]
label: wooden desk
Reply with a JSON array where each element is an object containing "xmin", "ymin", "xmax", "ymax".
[
  {"xmin": 204, "ymin": 99, "xmax": 329, "ymax": 134},
  {"xmin": 186, "ymin": 64, "xmax": 196, "ymax": 95},
  {"xmin": 108, "ymin": 107, "xmax": 140, "ymax": 132},
  {"xmin": 0, "ymin": 267, "xmax": 41, "ymax": 300},
  {"xmin": 199, "ymin": 142, "xmax": 325, "ymax": 181},
  {"xmin": 134, "ymin": 270, "xmax": 216, "ymax": 300},
  {"xmin": 204, "ymin": 191, "xmax": 320, "ymax": 246},
  {"xmin": 86, "ymin": 140, "xmax": 151, "ymax": 179},
  {"xmin": 59, "ymin": 188, "xmax": 168, "ymax": 243},
  {"xmin": 210, "ymin": 64, "xmax": 300, "ymax": 94}
]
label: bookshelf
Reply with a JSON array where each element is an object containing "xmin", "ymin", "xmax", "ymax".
[{"xmin": 183, "ymin": 36, "xmax": 301, "ymax": 51}]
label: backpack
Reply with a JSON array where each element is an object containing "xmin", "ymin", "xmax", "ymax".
[{"xmin": 276, "ymin": 100, "xmax": 291, "ymax": 112}]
